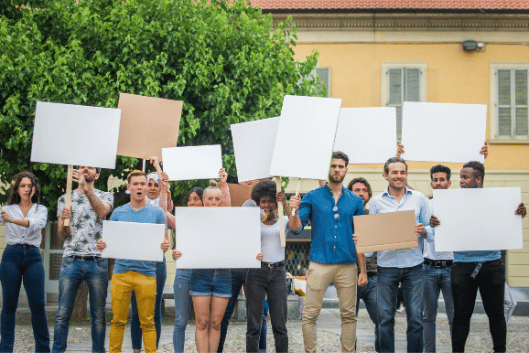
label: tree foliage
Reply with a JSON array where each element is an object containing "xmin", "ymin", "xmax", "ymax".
[{"xmin": 0, "ymin": 0, "xmax": 324, "ymax": 215}]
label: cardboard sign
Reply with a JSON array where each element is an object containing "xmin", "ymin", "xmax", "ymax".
[
  {"xmin": 401, "ymin": 102, "xmax": 486, "ymax": 163},
  {"xmin": 269, "ymin": 95, "xmax": 342, "ymax": 180},
  {"xmin": 117, "ymin": 93, "xmax": 182, "ymax": 160},
  {"xmin": 228, "ymin": 183, "xmax": 253, "ymax": 207},
  {"xmin": 433, "ymin": 188, "xmax": 523, "ymax": 251},
  {"xmin": 231, "ymin": 117, "xmax": 279, "ymax": 182},
  {"xmin": 162, "ymin": 145, "xmax": 222, "ymax": 181},
  {"xmin": 175, "ymin": 207, "xmax": 261, "ymax": 268},
  {"xmin": 30, "ymin": 101, "xmax": 121, "ymax": 168},
  {"xmin": 101, "ymin": 221, "xmax": 165, "ymax": 262},
  {"xmin": 354, "ymin": 210, "xmax": 418, "ymax": 253},
  {"xmin": 333, "ymin": 107, "xmax": 397, "ymax": 164}
]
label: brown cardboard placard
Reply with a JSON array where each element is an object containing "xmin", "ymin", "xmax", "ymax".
[
  {"xmin": 117, "ymin": 93, "xmax": 183, "ymax": 160},
  {"xmin": 354, "ymin": 210, "xmax": 418, "ymax": 253},
  {"xmin": 228, "ymin": 183, "xmax": 253, "ymax": 207}
]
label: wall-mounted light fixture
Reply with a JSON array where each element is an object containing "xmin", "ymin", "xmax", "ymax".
[{"xmin": 463, "ymin": 40, "xmax": 485, "ymax": 52}]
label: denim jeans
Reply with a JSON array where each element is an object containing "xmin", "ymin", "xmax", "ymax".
[
  {"xmin": 131, "ymin": 259, "xmax": 167, "ymax": 350},
  {"xmin": 377, "ymin": 264, "xmax": 424, "ymax": 353},
  {"xmin": 52, "ymin": 256, "xmax": 109, "ymax": 353},
  {"xmin": 422, "ymin": 264, "xmax": 454, "ymax": 353},
  {"xmin": 218, "ymin": 268, "xmax": 267, "ymax": 353},
  {"xmin": 245, "ymin": 265, "xmax": 288, "ymax": 353},
  {"xmin": 451, "ymin": 260, "xmax": 505, "ymax": 352},
  {"xmin": 357, "ymin": 275, "xmax": 380, "ymax": 352},
  {"xmin": 0, "ymin": 244, "xmax": 50, "ymax": 353},
  {"xmin": 173, "ymin": 269, "xmax": 192, "ymax": 353}
]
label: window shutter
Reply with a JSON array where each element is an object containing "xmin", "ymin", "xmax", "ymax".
[
  {"xmin": 497, "ymin": 69, "xmax": 512, "ymax": 137},
  {"xmin": 388, "ymin": 68, "xmax": 403, "ymax": 137},
  {"xmin": 515, "ymin": 69, "xmax": 528, "ymax": 136},
  {"xmin": 404, "ymin": 68, "xmax": 421, "ymax": 102},
  {"xmin": 315, "ymin": 67, "xmax": 331, "ymax": 98}
]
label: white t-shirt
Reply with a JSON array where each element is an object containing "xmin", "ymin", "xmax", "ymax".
[{"xmin": 261, "ymin": 216, "xmax": 288, "ymax": 263}]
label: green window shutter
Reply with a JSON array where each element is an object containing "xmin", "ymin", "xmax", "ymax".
[
  {"xmin": 497, "ymin": 69, "xmax": 512, "ymax": 137},
  {"xmin": 515, "ymin": 69, "xmax": 528, "ymax": 136},
  {"xmin": 388, "ymin": 68, "xmax": 403, "ymax": 137},
  {"xmin": 404, "ymin": 68, "xmax": 421, "ymax": 102},
  {"xmin": 315, "ymin": 67, "xmax": 331, "ymax": 98}
]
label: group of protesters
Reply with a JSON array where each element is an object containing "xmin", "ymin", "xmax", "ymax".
[{"xmin": 0, "ymin": 142, "xmax": 527, "ymax": 353}]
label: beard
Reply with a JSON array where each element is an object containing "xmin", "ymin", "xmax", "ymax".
[{"xmin": 328, "ymin": 172, "xmax": 346, "ymax": 184}]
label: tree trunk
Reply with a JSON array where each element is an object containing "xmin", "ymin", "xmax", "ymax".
[{"xmin": 71, "ymin": 281, "xmax": 88, "ymax": 320}]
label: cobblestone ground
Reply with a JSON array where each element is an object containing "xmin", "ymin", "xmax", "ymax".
[{"xmin": 11, "ymin": 310, "xmax": 529, "ymax": 352}]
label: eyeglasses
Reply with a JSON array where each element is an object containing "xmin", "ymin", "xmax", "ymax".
[{"xmin": 333, "ymin": 206, "xmax": 340, "ymax": 220}]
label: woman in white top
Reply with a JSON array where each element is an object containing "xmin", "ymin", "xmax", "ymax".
[
  {"xmin": 0, "ymin": 172, "xmax": 49, "ymax": 352},
  {"xmin": 246, "ymin": 180, "xmax": 291, "ymax": 353}
]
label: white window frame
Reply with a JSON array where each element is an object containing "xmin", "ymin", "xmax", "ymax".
[
  {"xmin": 381, "ymin": 62, "xmax": 428, "ymax": 138},
  {"xmin": 489, "ymin": 62, "xmax": 529, "ymax": 144}
]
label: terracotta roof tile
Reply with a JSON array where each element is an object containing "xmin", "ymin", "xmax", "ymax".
[{"xmin": 253, "ymin": 0, "xmax": 529, "ymax": 11}]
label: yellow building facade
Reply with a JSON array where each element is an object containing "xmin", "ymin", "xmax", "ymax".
[{"xmin": 271, "ymin": 12, "xmax": 529, "ymax": 286}]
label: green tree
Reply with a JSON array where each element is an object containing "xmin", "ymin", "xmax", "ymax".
[{"xmin": 0, "ymin": 0, "xmax": 325, "ymax": 215}]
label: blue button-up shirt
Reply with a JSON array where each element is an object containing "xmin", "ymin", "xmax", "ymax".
[
  {"xmin": 369, "ymin": 186, "xmax": 433, "ymax": 268},
  {"xmin": 291, "ymin": 184, "xmax": 364, "ymax": 264}
]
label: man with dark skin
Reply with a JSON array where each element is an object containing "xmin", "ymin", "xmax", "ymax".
[{"xmin": 430, "ymin": 161, "xmax": 526, "ymax": 353}]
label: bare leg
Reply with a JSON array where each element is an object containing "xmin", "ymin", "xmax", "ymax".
[
  {"xmin": 192, "ymin": 296, "xmax": 212, "ymax": 353},
  {"xmin": 209, "ymin": 296, "xmax": 230, "ymax": 352}
]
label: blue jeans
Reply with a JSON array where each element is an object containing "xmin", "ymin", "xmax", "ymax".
[
  {"xmin": 173, "ymin": 269, "xmax": 193, "ymax": 353},
  {"xmin": 377, "ymin": 264, "xmax": 424, "ymax": 353},
  {"xmin": 131, "ymin": 259, "xmax": 167, "ymax": 350},
  {"xmin": 423, "ymin": 264, "xmax": 454, "ymax": 353},
  {"xmin": 190, "ymin": 269, "xmax": 231, "ymax": 297},
  {"xmin": 52, "ymin": 256, "xmax": 109, "ymax": 353},
  {"xmin": 218, "ymin": 269, "xmax": 267, "ymax": 353},
  {"xmin": 0, "ymin": 244, "xmax": 50, "ymax": 353},
  {"xmin": 357, "ymin": 275, "xmax": 380, "ymax": 353}
]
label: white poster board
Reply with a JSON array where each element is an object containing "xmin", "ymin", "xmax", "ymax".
[
  {"xmin": 433, "ymin": 188, "xmax": 523, "ymax": 251},
  {"xmin": 401, "ymin": 102, "xmax": 486, "ymax": 163},
  {"xmin": 31, "ymin": 101, "xmax": 121, "ymax": 168},
  {"xmin": 162, "ymin": 145, "xmax": 222, "ymax": 181},
  {"xmin": 231, "ymin": 117, "xmax": 279, "ymax": 183},
  {"xmin": 269, "ymin": 95, "xmax": 342, "ymax": 180},
  {"xmin": 333, "ymin": 107, "xmax": 397, "ymax": 164},
  {"xmin": 175, "ymin": 207, "xmax": 261, "ymax": 268},
  {"xmin": 101, "ymin": 221, "xmax": 165, "ymax": 262}
]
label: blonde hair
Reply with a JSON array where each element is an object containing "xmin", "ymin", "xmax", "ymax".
[
  {"xmin": 127, "ymin": 170, "xmax": 147, "ymax": 184},
  {"xmin": 204, "ymin": 180, "xmax": 221, "ymax": 197}
]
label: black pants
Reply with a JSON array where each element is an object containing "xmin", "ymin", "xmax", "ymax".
[
  {"xmin": 245, "ymin": 265, "xmax": 288, "ymax": 353},
  {"xmin": 451, "ymin": 260, "xmax": 505, "ymax": 352}
]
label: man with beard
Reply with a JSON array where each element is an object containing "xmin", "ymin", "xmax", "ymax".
[
  {"xmin": 368, "ymin": 157, "xmax": 433, "ymax": 353},
  {"xmin": 430, "ymin": 161, "xmax": 526, "ymax": 352},
  {"xmin": 52, "ymin": 166, "xmax": 113, "ymax": 353},
  {"xmin": 289, "ymin": 151, "xmax": 367, "ymax": 353}
]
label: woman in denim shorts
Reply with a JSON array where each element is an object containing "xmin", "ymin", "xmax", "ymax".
[{"xmin": 245, "ymin": 180, "xmax": 291, "ymax": 353}]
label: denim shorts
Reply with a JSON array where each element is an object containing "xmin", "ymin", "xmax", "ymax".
[{"xmin": 190, "ymin": 269, "xmax": 231, "ymax": 298}]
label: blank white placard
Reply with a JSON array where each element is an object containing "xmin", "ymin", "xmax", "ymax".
[
  {"xmin": 162, "ymin": 145, "xmax": 222, "ymax": 181},
  {"xmin": 401, "ymin": 102, "xmax": 486, "ymax": 163},
  {"xmin": 269, "ymin": 95, "xmax": 342, "ymax": 180},
  {"xmin": 175, "ymin": 207, "xmax": 261, "ymax": 269},
  {"xmin": 31, "ymin": 101, "xmax": 121, "ymax": 168},
  {"xmin": 101, "ymin": 221, "xmax": 165, "ymax": 262},
  {"xmin": 231, "ymin": 117, "xmax": 279, "ymax": 182},
  {"xmin": 433, "ymin": 188, "xmax": 523, "ymax": 251},
  {"xmin": 333, "ymin": 107, "xmax": 397, "ymax": 164}
]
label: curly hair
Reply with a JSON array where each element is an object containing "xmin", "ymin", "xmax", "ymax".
[
  {"xmin": 251, "ymin": 180, "xmax": 278, "ymax": 205},
  {"xmin": 463, "ymin": 161, "xmax": 485, "ymax": 182},
  {"xmin": 430, "ymin": 164, "xmax": 452, "ymax": 181},
  {"xmin": 6, "ymin": 171, "xmax": 41, "ymax": 205},
  {"xmin": 347, "ymin": 177, "xmax": 372, "ymax": 200}
]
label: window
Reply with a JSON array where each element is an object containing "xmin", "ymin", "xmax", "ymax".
[
  {"xmin": 312, "ymin": 66, "xmax": 331, "ymax": 98},
  {"xmin": 496, "ymin": 68, "xmax": 528, "ymax": 138},
  {"xmin": 381, "ymin": 62, "xmax": 427, "ymax": 138}
]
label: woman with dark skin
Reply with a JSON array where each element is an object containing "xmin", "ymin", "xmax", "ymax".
[{"xmin": 0, "ymin": 172, "xmax": 50, "ymax": 353}]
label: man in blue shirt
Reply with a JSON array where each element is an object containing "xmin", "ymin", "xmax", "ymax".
[
  {"xmin": 368, "ymin": 157, "xmax": 433, "ymax": 353},
  {"xmin": 289, "ymin": 151, "xmax": 367, "ymax": 353},
  {"xmin": 97, "ymin": 170, "xmax": 170, "ymax": 353},
  {"xmin": 430, "ymin": 161, "xmax": 526, "ymax": 352}
]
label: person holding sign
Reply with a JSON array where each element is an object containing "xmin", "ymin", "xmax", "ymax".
[
  {"xmin": 245, "ymin": 180, "xmax": 291, "ymax": 353},
  {"xmin": 0, "ymin": 172, "xmax": 50, "ymax": 353},
  {"xmin": 52, "ymin": 166, "xmax": 113, "ymax": 353},
  {"xmin": 368, "ymin": 157, "xmax": 433, "ymax": 353},
  {"xmin": 96, "ymin": 170, "xmax": 170, "ymax": 353},
  {"xmin": 130, "ymin": 167, "xmax": 173, "ymax": 353},
  {"xmin": 430, "ymin": 161, "xmax": 527, "ymax": 353},
  {"xmin": 289, "ymin": 151, "xmax": 367, "ymax": 353}
]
